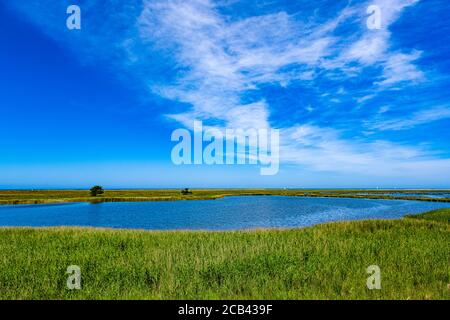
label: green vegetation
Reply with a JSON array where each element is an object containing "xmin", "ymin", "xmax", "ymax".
[
  {"xmin": 180, "ymin": 188, "xmax": 192, "ymax": 195},
  {"xmin": 406, "ymin": 208, "xmax": 450, "ymax": 224},
  {"xmin": 89, "ymin": 186, "xmax": 104, "ymax": 197},
  {"xmin": 0, "ymin": 209, "xmax": 449, "ymax": 299},
  {"xmin": 1, "ymin": 189, "xmax": 450, "ymax": 205}
]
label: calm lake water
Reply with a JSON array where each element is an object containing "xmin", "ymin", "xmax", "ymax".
[{"xmin": 1, "ymin": 196, "xmax": 450, "ymax": 230}]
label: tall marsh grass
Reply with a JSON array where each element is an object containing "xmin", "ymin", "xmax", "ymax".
[{"xmin": 0, "ymin": 209, "xmax": 449, "ymax": 300}]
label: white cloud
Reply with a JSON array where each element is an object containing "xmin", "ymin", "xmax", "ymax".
[
  {"xmin": 344, "ymin": 34, "xmax": 389, "ymax": 64},
  {"xmin": 137, "ymin": 0, "xmax": 343, "ymax": 132},
  {"xmin": 280, "ymin": 124, "xmax": 450, "ymax": 176},
  {"xmin": 356, "ymin": 94, "xmax": 376, "ymax": 104},
  {"xmin": 376, "ymin": 51, "xmax": 425, "ymax": 86},
  {"xmin": 335, "ymin": 0, "xmax": 423, "ymax": 88},
  {"xmin": 136, "ymin": 0, "xmax": 450, "ymax": 176},
  {"xmin": 367, "ymin": 106, "xmax": 450, "ymax": 131},
  {"xmin": 378, "ymin": 105, "xmax": 390, "ymax": 113},
  {"xmin": 138, "ymin": 0, "xmax": 425, "ymax": 130}
]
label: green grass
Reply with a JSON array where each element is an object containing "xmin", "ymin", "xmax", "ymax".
[
  {"xmin": 406, "ymin": 208, "xmax": 450, "ymax": 223},
  {"xmin": 0, "ymin": 209, "xmax": 449, "ymax": 300},
  {"xmin": 1, "ymin": 189, "xmax": 450, "ymax": 205}
]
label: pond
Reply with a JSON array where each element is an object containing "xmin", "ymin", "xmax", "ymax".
[{"xmin": 0, "ymin": 196, "xmax": 449, "ymax": 230}]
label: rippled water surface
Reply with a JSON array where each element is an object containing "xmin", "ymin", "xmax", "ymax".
[{"xmin": 1, "ymin": 196, "xmax": 449, "ymax": 230}]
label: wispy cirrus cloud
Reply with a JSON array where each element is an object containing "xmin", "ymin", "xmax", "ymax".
[
  {"xmin": 332, "ymin": 0, "xmax": 424, "ymax": 87},
  {"xmin": 138, "ymin": 0, "xmax": 336, "ymax": 129},
  {"xmin": 135, "ymin": 0, "xmax": 447, "ymax": 175},
  {"xmin": 280, "ymin": 124, "xmax": 445, "ymax": 175},
  {"xmin": 136, "ymin": 0, "xmax": 426, "ymax": 124},
  {"xmin": 366, "ymin": 106, "xmax": 450, "ymax": 131}
]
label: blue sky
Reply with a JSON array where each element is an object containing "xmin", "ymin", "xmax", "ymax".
[{"xmin": 1, "ymin": 0, "xmax": 450, "ymax": 188}]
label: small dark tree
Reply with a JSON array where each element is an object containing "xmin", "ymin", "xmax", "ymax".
[
  {"xmin": 181, "ymin": 188, "xmax": 192, "ymax": 195},
  {"xmin": 90, "ymin": 185, "xmax": 104, "ymax": 197}
]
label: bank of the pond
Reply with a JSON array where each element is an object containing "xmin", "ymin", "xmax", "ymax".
[{"xmin": 0, "ymin": 209, "xmax": 449, "ymax": 300}]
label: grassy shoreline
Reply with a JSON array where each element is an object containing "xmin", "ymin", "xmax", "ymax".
[
  {"xmin": 1, "ymin": 189, "xmax": 450, "ymax": 205},
  {"xmin": 0, "ymin": 209, "xmax": 449, "ymax": 299}
]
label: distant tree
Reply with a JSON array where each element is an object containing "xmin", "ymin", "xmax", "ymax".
[
  {"xmin": 90, "ymin": 185, "xmax": 104, "ymax": 197},
  {"xmin": 181, "ymin": 188, "xmax": 192, "ymax": 195}
]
